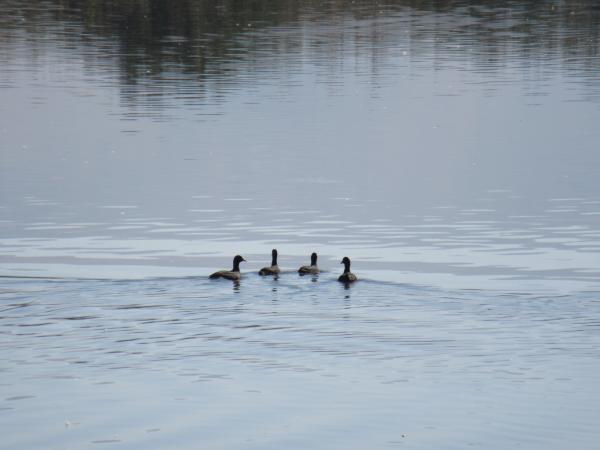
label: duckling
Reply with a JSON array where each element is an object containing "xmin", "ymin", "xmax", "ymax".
[
  {"xmin": 259, "ymin": 249, "xmax": 280, "ymax": 276},
  {"xmin": 209, "ymin": 255, "xmax": 245, "ymax": 280},
  {"xmin": 338, "ymin": 256, "xmax": 357, "ymax": 283},
  {"xmin": 298, "ymin": 252, "xmax": 319, "ymax": 275}
]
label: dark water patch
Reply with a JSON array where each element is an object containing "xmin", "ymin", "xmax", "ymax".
[
  {"xmin": 16, "ymin": 322, "xmax": 53, "ymax": 327},
  {"xmin": 5, "ymin": 395, "xmax": 36, "ymax": 401},
  {"xmin": 56, "ymin": 315, "xmax": 98, "ymax": 320}
]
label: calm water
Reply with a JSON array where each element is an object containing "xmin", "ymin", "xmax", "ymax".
[{"xmin": 1, "ymin": 0, "xmax": 600, "ymax": 448}]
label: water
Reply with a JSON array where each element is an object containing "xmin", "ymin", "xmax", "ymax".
[
  {"xmin": 3, "ymin": 276, "xmax": 600, "ymax": 449},
  {"xmin": 1, "ymin": 0, "xmax": 600, "ymax": 448}
]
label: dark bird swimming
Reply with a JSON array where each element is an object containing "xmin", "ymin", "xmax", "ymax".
[
  {"xmin": 259, "ymin": 249, "xmax": 280, "ymax": 276},
  {"xmin": 337, "ymin": 256, "xmax": 357, "ymax": 283},
  {"xmin": 298, "ymin": 252, "xmax": 319, "ymax": 275},
  {"xmin": 209, "ymin": 255, "xmax": 246, "ymax": 280}
]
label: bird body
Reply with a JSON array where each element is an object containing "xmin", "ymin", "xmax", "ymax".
[
  {"xmin": 338, "ymin": 256, "xmax": 357, "ymax": 283},
  {"xmin": 338, "ymin": 272, "xmax": 357, "ymax": 283},
  {"xmin": 298, "ymin": 252, "xmax": 319, "ymax": 274},
  {"xmin": 210, "ymin": 255, "xmax": 245, "ymax": 280},
  {"xmin": 259, "ymin": 249, "xmax": 280, "ymax": 276}
]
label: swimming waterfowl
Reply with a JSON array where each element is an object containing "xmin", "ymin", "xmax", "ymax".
[
  {"xmin": 338, "ymin": 256, "xmax": 357, "ymax": 283},
  {"xmin": 209, "ymin": 255, "xmax": 245, "ymax": 280},
  {"xmin": 298, "ymin": 252, "xmax": 319, "ymax": 275},
  {"xmin": 259, "ymin": 249, "xmax": 280, "ymax": 276}
]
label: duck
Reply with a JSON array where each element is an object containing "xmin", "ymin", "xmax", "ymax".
[
  {"xmin": 338, "ymin": 256, "xmax": 357, "ymax": 283},
  {"xmin": 258, "ymin": 249, "xmax": 280, "ymax": 276},
  {"xmin": 298, "ymin": 252, "xmax": 319, "ymax": 275},
  {"xmin": 209, "ymin": 255, "xmax": 246, "ymax": 280}
]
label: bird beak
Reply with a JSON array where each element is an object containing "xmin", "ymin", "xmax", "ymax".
[
  {"xmin": 340, "ymin": 260, "xmax": 343, "ymax": 264},
  {"xmin": 242, "ymin": 258, "xmax": 246, "ymax": 262}
]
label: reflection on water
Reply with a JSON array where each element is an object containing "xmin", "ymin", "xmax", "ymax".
[
  {"xmin": 3, "ymin": 1, "xmax": 600, "ymax": 102},
  {"xmin": 3, "ymin": 0, "xmax": 600, "ymax": 117}
]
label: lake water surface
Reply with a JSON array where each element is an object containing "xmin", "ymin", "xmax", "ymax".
[{"xmin": 1, "ymin": 1, "xmax": 600, "ymax": 448}]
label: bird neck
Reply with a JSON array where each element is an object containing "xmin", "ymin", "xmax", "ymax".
[
  {"xmin": 343, "ymin": 261, "xmax": 351, "ymax": 274},
  {"xmin": 271, "ymin": 254, "xmax": 277, "ymax": 266},
  {"xmin": 232, "ymin": 260, "xmax": 241, "ymax": 272}
]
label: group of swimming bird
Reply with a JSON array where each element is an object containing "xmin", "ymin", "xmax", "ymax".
[{"xmin": 209, "ymin": 249, "xmax": 357, "ymax": 283}]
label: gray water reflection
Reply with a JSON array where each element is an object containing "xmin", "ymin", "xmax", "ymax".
[
  {"xmin": 3, "ymin": 1, "xmax": 600, "ymax": 106},
  {"xmin": 1, "ymin": 276, "xmax": 600, "ymax": 449}
]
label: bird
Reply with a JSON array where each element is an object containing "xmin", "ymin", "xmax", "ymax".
[
  {"xmin": 298, "ymin": 252, "xmax": 319, "ymax": 275},
  {"xmin": 338, "ymin": 256, "xmax": 357, "ymax": 283},
  {"xmin": 209, "ymin": 255, "xmax": 246, "ymax": 280},
  {"xmin": 259, "ymin": 249, "xmax": 280, "ymax": 276}
]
